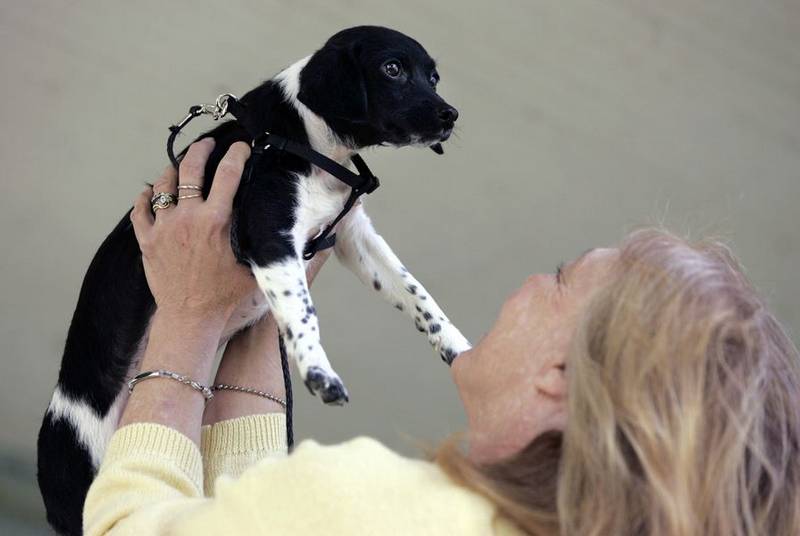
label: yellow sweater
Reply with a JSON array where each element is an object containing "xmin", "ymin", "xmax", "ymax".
[{"xmin": 83, "ymin": 414, "xmax": 522, "ymax": 535}]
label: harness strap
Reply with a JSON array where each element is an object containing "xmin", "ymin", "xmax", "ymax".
[
  {"xmin": 226, "ymin": 97, "xmax": 379, "ymax": 259},
  {"xmin": 167, "ymin": 95, "xmax": 381, "ymax": 260},
  {"xmin": 252, "ymin": 133, "xmax": 379, "ymax": 193}
]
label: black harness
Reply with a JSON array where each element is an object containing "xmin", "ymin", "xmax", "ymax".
[
  {"xmin": 166, "ymin": 93, "xmax": 382, "ymax": 447},
  {"xmin": 166, "ymin": 93, "xmax": 380, "ymax": 259}
]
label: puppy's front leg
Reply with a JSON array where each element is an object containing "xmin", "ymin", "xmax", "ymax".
[
  {"xmin": 251, "ymin": 256, "xmax": 348, "ymax": 405},
  {"xmin": 335, "ymin": 206, "xmax": 471, "ymax": 364}
]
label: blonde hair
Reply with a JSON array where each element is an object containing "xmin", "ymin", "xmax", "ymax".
[{"xmin": 437, "ymin": 229, "xmax": 800, "ymax": 535}]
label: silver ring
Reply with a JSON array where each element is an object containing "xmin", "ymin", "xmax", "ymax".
[{"xmin": 151, "ymin": 192, "xmax": 177, "ymax": 212}]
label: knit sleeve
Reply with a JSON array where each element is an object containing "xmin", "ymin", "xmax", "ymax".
[
  {"xmin": 83, "ymin": 423, "xmax": 205, "ymax": 536},
  {"xmin": 200, "ymin": 414, "xmax": 287, "ymax": 496},
  {"xmin": 84, "ymin": 421, "xmax": 501, "ymax": 535}
]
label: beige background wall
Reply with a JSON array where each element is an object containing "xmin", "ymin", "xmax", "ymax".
[{"xmin": 1, "ymin": 0, "xmax": 798, "ymax": 532}]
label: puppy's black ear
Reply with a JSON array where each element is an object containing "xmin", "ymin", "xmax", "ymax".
[{"xmin": 298, "ymin": 44, "xmax": 367, "ymax": 122}]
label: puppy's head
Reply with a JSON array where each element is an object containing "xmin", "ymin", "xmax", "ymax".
[{"xmin": 298, "ymin": 26, "xmax": 458, "ymax": 151}]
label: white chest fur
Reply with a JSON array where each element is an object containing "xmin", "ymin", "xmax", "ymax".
[
  {"xmin": 225, "ymin": 170, "xmax": 349, "ymax": 339},
  {"xmin": 273, "ymin": 55, "xmax": 356, "ymax": 255},
  {"xmin": 291, "ymin": 171, "xmax": 351, "ymax": 253}
]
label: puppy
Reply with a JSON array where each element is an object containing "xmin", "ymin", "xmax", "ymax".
[{"xmin": 37, "ymin": 25, "xmax": 471, "ymax": 535}]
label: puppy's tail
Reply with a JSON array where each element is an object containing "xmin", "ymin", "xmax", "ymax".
[{"xmin": 37, "ymin": 410, "xmax": 95, "ymax": 536}]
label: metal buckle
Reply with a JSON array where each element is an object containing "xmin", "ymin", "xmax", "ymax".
[
  {"xmin": 198, "ymin": 93, "xmax": 236, "ymax": 120},
  {"xmin": 251, "ymin": 131, "xmax": 273, "ymax": 152}
]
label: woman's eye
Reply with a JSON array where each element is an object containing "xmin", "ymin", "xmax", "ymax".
[{"xmin": 383, "ymin": 61, "xmax": 402, "ymax": 78}]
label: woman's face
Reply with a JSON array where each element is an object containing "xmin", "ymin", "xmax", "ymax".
[{"xmin": 451, "ymin": 248, "xmax": 618, "ymax": 463}]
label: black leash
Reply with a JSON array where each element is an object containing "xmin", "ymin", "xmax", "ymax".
[
  {"xmin": 167, "ymin": 93, "xmax": 381, "ymax": 448},
  {"xmin": 278, "ymin": 337, "xmax": 293, "ymax": 447}
]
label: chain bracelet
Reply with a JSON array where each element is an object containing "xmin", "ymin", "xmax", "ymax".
[
  {"xmin": 210, "ymin": 384, "xmax": 287, "ymax": 408},
  {"xmin": 128, "ymin": 370, "xmax": 214, "ymax": 401}
]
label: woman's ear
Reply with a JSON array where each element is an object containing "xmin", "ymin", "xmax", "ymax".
[
  {"xmin": 298, "ymin": 43, "xmax": 368, "ymax": 122},
  {"xmin": 534, "ymin": 362, "xmax": 567, "ymax": 399}
]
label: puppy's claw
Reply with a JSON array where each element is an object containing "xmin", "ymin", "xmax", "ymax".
[
  {"xmin": 440, "ymin": 347, "xmax": 459, "ymax": 365},
  {"xmin": 430, "ymin": 143, "xmax": 444, "ymax": 155},
  {"xmin": 304, "ymin": 366, "xmax": 350, "ymax": 405}
]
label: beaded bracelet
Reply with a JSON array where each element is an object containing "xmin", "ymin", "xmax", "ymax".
[{"xmin": 128, "ymin": 370, "xmax": 214, "ymax": 401}]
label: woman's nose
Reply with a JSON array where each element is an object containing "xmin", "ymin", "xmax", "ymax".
[{"xmin": 507, "ymin": 274, "xmax": 556, "ymax": 302}]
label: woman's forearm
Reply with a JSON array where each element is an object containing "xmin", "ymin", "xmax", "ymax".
[
  {"xmin": 202, "ymin": 314, "xmax": 287, "ymax": 425},
  {"xmin": 118, "ymin": 309, "xmax": 226, "ymax": 445}
]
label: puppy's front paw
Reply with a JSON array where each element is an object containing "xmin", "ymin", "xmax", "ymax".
[
  {"xmin": 428, "ymin": 322, "xmax": 471, "ymax": 365},
  {"xmin": 304, "ymin": 367, "xmax": 350, "ymax": 405}
]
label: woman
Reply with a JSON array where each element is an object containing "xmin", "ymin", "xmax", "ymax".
[{"xmin": 84, "ymin": 140, "xmax": 800, "ymax": 535}]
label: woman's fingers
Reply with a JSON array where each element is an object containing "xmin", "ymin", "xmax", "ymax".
[
  {"xmin": 177, "ymin": 138, "xmax": 215, "ymax": 209},
  {"xmin": 208, "ymin": 142, "xmax": 250, "ymax": 214},
  {"xmin": 130, "ymin": 186, "xmax": 155, "ymax": 246},
  {"xmin": 179, "ymin": 138, "xmax": 215, "ymax": 183}
]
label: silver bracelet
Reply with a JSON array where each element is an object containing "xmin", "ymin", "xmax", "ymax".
[
  {"xmin": 128, "ymin": 370, "xmax": 214, "ymax": 401},
  {"xmin": 210, "ymin": 384, "xmax": 287, "ymax": 408}
]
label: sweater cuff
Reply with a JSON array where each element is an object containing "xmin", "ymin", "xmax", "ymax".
[
  {"xmin": 201, "ymin": 413, "xmax": 287, "ymax": 456},
  {"xmin": 200, "ymin": 414, "xmax": 288, "ymax": 495},
  {"xmin": 103, "ymin": 423, "xmax": 203, "ymax": 491}
]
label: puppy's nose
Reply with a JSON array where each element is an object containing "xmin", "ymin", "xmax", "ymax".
[{"xmin": 438, "ymin": 106, "xmax": 459, "ymax": 124}]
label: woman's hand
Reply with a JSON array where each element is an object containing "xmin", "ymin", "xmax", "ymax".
[
  {"xmin": 131, "ymin": 138, "xmax": 254, "ymax": 322},
  {"xmin": 120, "ymin": 139, "xmax": 253, "ymax": 443}
]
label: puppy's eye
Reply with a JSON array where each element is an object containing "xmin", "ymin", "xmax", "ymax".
[
  {"xmin": 429, "ymin": 73, "xmax": 440, "ymax": 87},
  {"xmin": 383, "ymin": 61, "xmax": 402, "ymax": 78}
]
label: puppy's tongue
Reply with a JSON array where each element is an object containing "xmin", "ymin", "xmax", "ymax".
[{"xmin": 430, "ymin": 143, "xmax": 444, "ymax": 155}]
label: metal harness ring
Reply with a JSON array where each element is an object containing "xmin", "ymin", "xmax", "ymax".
[
  {"xmin": 197, "ymin": 93, "xmax": 235, "ymax": 120},
  {"xmin": 167, "ymin": 93, "xmax": 238, "ymax": 169}
]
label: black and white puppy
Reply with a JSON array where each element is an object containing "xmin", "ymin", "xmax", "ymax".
[{"xmin": 37, "ymin": 25, "xmax": 471, "ymax": 535}]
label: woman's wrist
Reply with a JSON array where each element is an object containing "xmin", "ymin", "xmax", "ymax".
[
  {"xmin": 118, "ymin": 307, "xmax": 228, "ymax": 443},
  {"xmin": 145, "ymin": 308, "xmax": 228, "ymax": 381},
  {"xmin": 205, "ymin": 390, "xmax": 286, "ymax": 422}
]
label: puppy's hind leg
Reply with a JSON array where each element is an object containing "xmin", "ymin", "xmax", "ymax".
[
  {"xmin": 251, "ymin": 256, "xmax": 349, "ymax": 405},
  {"xmin": 37, "ymin": 413, "xmax": 96, "ymax": 536}
]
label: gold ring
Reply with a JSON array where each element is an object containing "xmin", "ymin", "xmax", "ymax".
[{"xmin": 151, "ymin": 192, "xmax": 177, "ymax": 212}]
